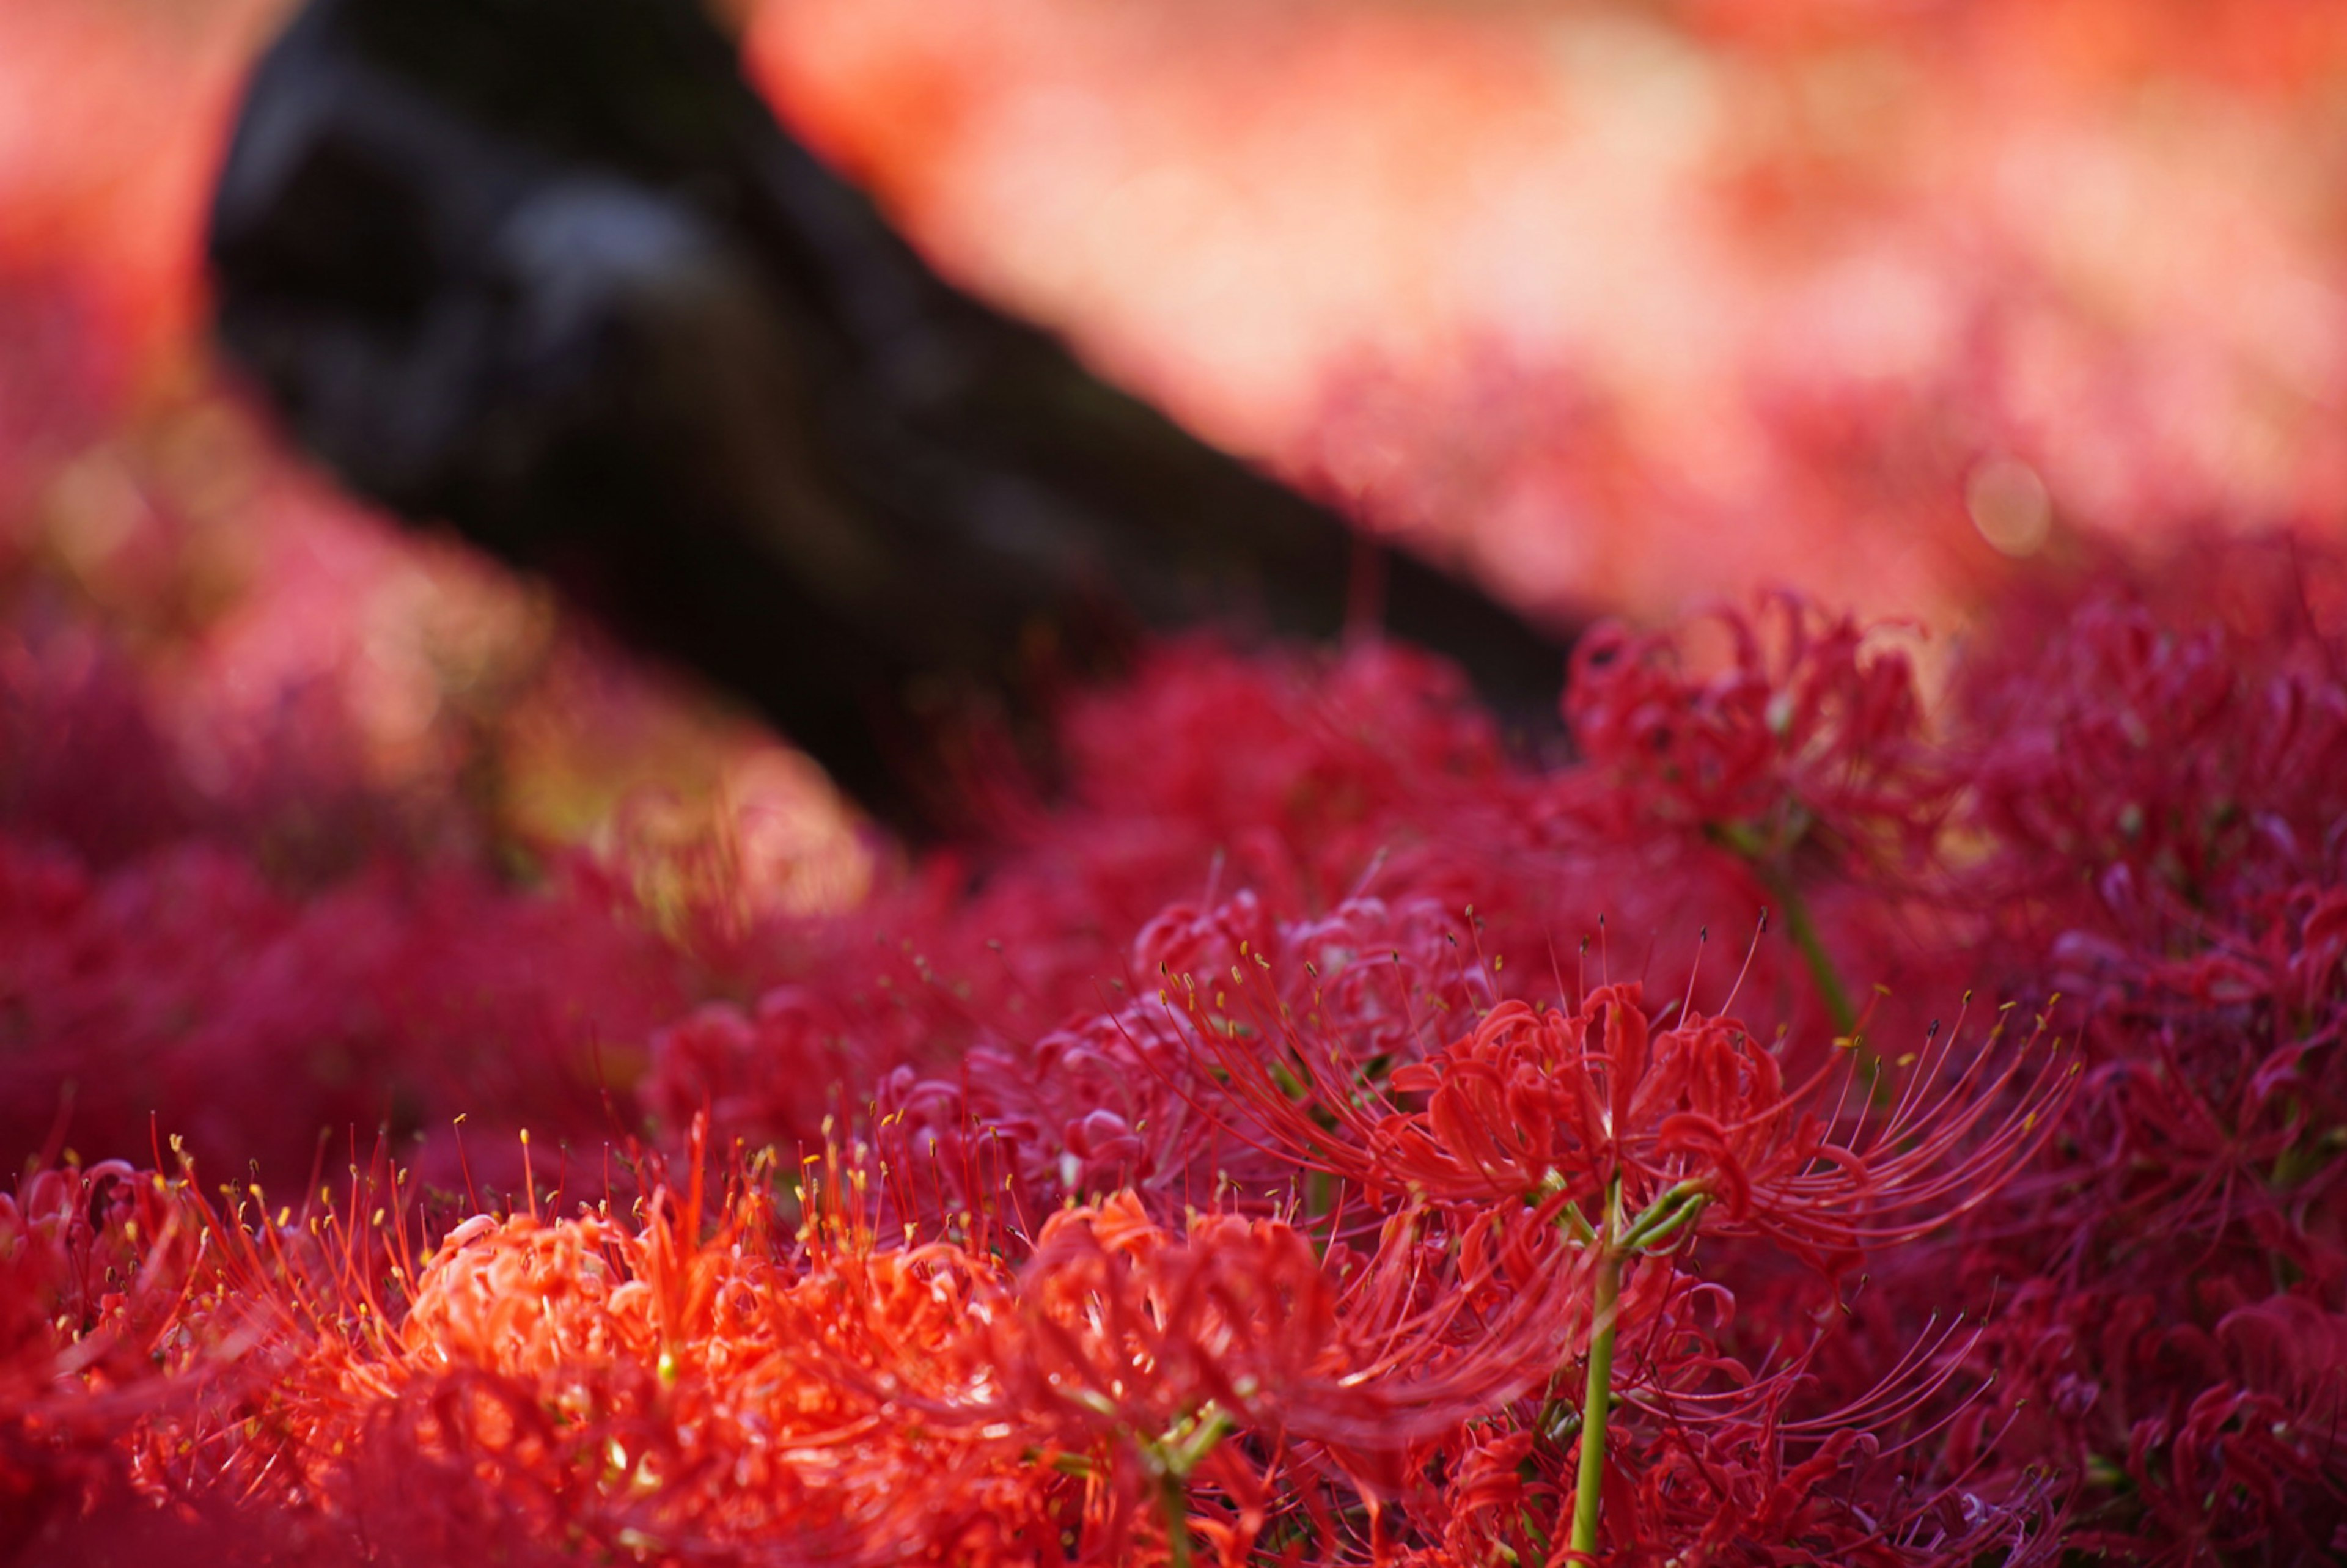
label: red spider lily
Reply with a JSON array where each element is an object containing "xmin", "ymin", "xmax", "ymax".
[
  {"xmin": 981, "ymin": 1195, "xmax": 1550, "ymax": 1454},
  {"xmin": 1554, "ymin": 595, "xmax": 1947, "ymax": 865},
  {"xmin": 1903, "ymin": 546, "xmax": 2347, "ymax": 1566},
  {"xmin": 859, "ymin": 888, "xmax": 1502, "ymax": 1229},
  {"xmin": 1535, "ymin": 595, "xmax": 1963, "ymax": 1041},
  {"xmin": 944, "ymin": 1189, "xmax": 1604, "ymax": 1564},
  {"xmin": 870, "ymin": 998, "xmax": 1230, "ymax": 1226},
  {"xmin": 1387, "ymin": 1267, "xmax": 2036, "ymax": 1567},
  {"xmin": 0, "ymin": 831, "xmax": 688, "ymax": 1189},
  {"xmin": 1996, "ymin": 1290, "xmax": 2347, "ymax": 1568},
  {"xmin": 67, "ymin": 1140, "xmax": 1083, "ymax": 1566},
  {"xmin": 644, "ymin": 987, "xmax": 861, "ymax": 1151},
  {"xmin": 1952, "ymin": 544, "xmax": 2347, "ymax": 925},
  {"xmin": 1188, "ymin": 978, "xmax": 2074, "ymax": 1281},
  {"xmin": 1153, "ymin": 965, "xmax": 2073, "ymax": 1559},
  {"xmin": 0, "ymin": 1159, "xmax": 213, "ymax": 1554}
]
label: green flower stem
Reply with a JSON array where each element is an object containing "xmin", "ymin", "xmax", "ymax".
[
  {"xmin": 1153, "ymin": 1405, "xmax": 1230, "ymax": 1568},
  {"xmin": 1766, "ymin": 870, "xmax": 1857, "ymax": 1039},
  {"xmin": 1162, "ymin": 1474, "xmax": 1196, "ymax": 1568},
  {"xmin": 1570, "ymin": 1245, "xmax": 1622, "ymax": 1563},
  {"xmin": 1617, "ymin": 1182, "xmax": 1706, "ymax": 1254},
  {"xmin": 1705, "ymin": 819, "xmax": 1859, "ymax": 1042},
  {"xmin": 1554, "ymin": 1177, "xmax": 1710, "ymax": 1559}
]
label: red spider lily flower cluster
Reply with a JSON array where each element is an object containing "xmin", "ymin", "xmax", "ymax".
[
  {"xmin": 1216, "ymin": 982, "xmax": 2069, "ymax": 1276},
  {"xmin": 1913, "ymin": 543, "xmax": 2347, "ymax": 1565},
  {"xmin": 4, "ymin": 534, "xmax": 2345, "ymax": 1563},
  {"xmin": 1557, "ymin": 599, "xmax": 1945, "ymax": 864},
  {"xmin": 0, "ymin": 1116, "xmax": 2018, "ymax": 1567},
  {"xmin": 0, "ymin": 835, "xmax": 689, "ymax": 1193}
]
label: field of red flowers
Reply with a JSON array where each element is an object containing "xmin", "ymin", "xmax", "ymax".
[{"xmin": 6, "ymin": 2, "xmax": 2347, "ymax": 1564}]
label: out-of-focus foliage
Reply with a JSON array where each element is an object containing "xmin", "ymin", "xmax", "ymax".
[
  {"xmin": 15, "ymin": 0, "xmax": 2347, "ymax": 634},
  {"xmin": 751, "ymin": 0, "xmax": 2347, "ymax": 623}
]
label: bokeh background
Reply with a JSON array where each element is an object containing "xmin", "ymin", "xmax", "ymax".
[{"xmin": 7, "ymin": 0, "xmax": 2347, "ymax": 882}]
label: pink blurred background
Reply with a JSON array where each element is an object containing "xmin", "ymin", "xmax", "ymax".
[{"xmin": 6, "ymin": 0, "xmax": 2347, "ymax": 862}]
